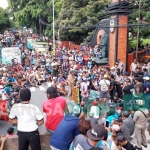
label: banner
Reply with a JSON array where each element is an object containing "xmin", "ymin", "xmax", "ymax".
[{"xmin": 72, "ymin": 86, "xmax": 80, "ymax": 104}]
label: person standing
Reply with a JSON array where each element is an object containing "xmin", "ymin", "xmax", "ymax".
[
  {"xmin": 42, "ymin": 86, "xmax": 69, "ymax": 135},
  {"xmin": 9, "ymin": 88, "xmax": 44, "ymax": 150},
  {"xmin": 99, "ymin": 75, "xmax": 110, "ymax": 105},
  {"xmin": 133, "ymin": 100, "xmax": 149, "ymax": 150},
  {"xmin": 67, "ymin": 70, "xmax": 75, "ymax": 100},
  {"xmin": 80, "ymin": 77, "xmax": 89, "ymax": 106}
]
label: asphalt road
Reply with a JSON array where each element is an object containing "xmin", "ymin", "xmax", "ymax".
[
  {"xmin": 0, "ymin": 83, "xmax": 150, "ymax": 149},
  {"xmin": 0, "ymin": 83, "xmax": 50, "ymax": 135}
]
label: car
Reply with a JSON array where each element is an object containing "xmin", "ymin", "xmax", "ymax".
[{"xmin": 34, "ymin": 42, "xmax": 48, "ymax": 53}]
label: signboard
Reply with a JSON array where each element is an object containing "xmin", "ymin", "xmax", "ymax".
[
  {"xmin": 110, "ymin": 19, "xmax": 115, "ymax": 32},
  {"xmin": 72, "ymin": 86, "xmax": 80, "ymax": 104},
  {"xmin": 2, "ymin": 47, "xmax": 21, "ymax": 64}
]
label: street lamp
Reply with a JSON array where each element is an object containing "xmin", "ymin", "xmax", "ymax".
[
  {"xmin": 136, "ymin": 0, "xmax": 141, "ymax": 60},
  {"xmin": 53, "ymin": 0, "xmax": 55, "ymax": 56}
]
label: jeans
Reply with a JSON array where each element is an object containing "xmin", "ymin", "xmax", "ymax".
[
  {"xmin": 50, "ymin": 145, "xmax": 61, "ymax": 150},
  {"xmin": 17, "ymin": 129, "xmax": 41, "ymax": 150}
]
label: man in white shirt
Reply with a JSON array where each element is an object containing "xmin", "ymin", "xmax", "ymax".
[
  {"xmin": 130, "ymin": 59, "xmax": 137, "ymax": 72},
  {"xmin": 99, "ymin": 75, "xmax": 110, "ymax": 105},
  {"xmin": 9, "ymin": 88, "xmax": 44, "ymax": 150}
]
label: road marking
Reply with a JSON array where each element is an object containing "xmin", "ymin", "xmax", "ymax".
[
  {"xmin": 39, "ymin": 86, "xmax": 45, "ymax": 91},
  {"xmin": 30, "ymin": 87, "xmax": 36, "ymax": 91}
]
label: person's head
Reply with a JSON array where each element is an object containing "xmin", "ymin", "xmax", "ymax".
[
  {"xmin": 111, "ymin": 124, "xmax": 120, "ymax": 133},
  {"xmin": 87, "ymin": 124, "xmax": 105, "ymax": 143},
  {"xmin": 135, "ymin": 67, "xmax": 140, "ymax": 73},
  {"xmin": 7, "ymin": 127, "xmax": 14, "ymax": 135},
  {"xmin": 134, "ymin": 77, "xmax": 140, "ymax": 83},
  {"xmin": 115, "ymin": 117, "xmax": 123, "ymax": 126},
  {"xmin": 122, "ymin": 111, "xmax": 129, "ymax": 119},
  {"xmin": 116, "ymin": 135, "xmax": 127, "ymax": 146},
  {"xmin": 20, "ymin": 88, "xmax": 31, "ymax": 101},
  {"xmin": 46, "ymin": 86, "xmax": 58, "ymax": 99},
  {"xmin": 78, "ymin": 120, "xmax": 91, "ymax": 136}
]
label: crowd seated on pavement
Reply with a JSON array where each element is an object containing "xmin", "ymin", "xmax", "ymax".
[{"xmin": 0, "ymin": 30, "xmax": 150, "ymax": 150}]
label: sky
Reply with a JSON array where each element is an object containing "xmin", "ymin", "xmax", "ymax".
[{"xmin": 0, "ymin": 0, "xmax": 8, "ymax": 9}]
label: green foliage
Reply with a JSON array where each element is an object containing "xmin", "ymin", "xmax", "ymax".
[
  {"xmin": 8, "ymin": 0, "xmax": 111, "ymax": 42},
  {"xmin": 0, "ymin": 7, "xmax": 12, "ymax": 32},
  {"xmin": 129, "ymin": 0, "xmax": 150, "ymax": 38},
  {"xmin": 56, "ymin": 0, "xmax": 110, "ymax": 43}
]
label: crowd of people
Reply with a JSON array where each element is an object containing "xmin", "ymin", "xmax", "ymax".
[{"xmin": 0, "ymin": 30, "xmax": 150, "ymax": 150}]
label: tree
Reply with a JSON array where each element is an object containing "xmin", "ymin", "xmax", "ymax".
[
  {"xmin": 56, "ymin": 0, "xmax": 110, "ymax": 43},
  {"xmin": 0, "ymin": 7, "xmax": 12, "ymax": 32},
  {"xmin": 129, "ymin": 0, "xmax": 150, "ymax": 39}
]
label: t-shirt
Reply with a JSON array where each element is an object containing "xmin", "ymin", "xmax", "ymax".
[
  {"xmin": 9, "ymin": 103, "xmax": 43, "ymax": 132},
  {"xmin": 123, "ymin": 141, "xmax": 136, "ymax": 150},
  {"xmin": 72, "ymin": 134, "xmax": 93, "ymax": 150},
  {"xmin": 99, "ymin": 79, "xmax": 110, "ymax": 91},
  {"xmin": 123, "ymin": 116, "xmax": 135, "ymax": 135},
  {"xmin": 42, "ymin": 96, "xmax": 66, "ymax": 130},
  {"xmin": 122, "ymin": 84, "xmax": 134, "ymax": 95}
]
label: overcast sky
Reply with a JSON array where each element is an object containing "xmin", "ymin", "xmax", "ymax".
[{"xmin": 0, "ymin": 0, "xmax": 8, "ymax": 9}]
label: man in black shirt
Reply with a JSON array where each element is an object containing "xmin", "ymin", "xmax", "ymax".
[
  {"xmin": 116, "ymin": 135, "xmax": 136, "ymax": 150},
  {"xmin": 110, "ymin": 74, "xmax": 115, "ymax": 101}
]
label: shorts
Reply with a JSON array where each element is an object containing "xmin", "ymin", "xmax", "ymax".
[{"xmin": 100, "ymin": 91, "xmax": 109, "ymax": 99}]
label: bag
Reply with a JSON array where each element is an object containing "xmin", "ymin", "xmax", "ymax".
[{"xmin": 139, "ymin": 110, "xmax": 147, "ymax": 118}]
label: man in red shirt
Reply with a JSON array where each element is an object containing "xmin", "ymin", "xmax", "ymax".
[{"xmin": 42, "ymin": 86, "xmax": 69, "ymax": 135}]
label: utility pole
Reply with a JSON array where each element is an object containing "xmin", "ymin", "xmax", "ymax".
[
  {"xmin": 136, "ymin": 0, "xmax": 141, "ymax": 60},
  {"xmin": 53, "ymin": 0, "xmax": 55, "ymax": 56},
  {"xmin": 39, "ymin": 16, "xmax": 42, "ymax": 37}
]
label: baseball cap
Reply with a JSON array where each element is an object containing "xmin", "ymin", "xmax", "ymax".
[
  {"xmin": 93, "ymin": 101, "xmax": 98, "ymax": 106},
  {"xmin": 87, "ymin": 124, "xmax": 105, "ymax": 140},
  {"xmin": 116, "ymin": 135, "xmax": 126, "ymax": 143},
  {"xmin": 143, "ymin": 76, "xmax": 150, "ymax": 80},
  {"xmin": 45, "ymin": 86, "xmax": 57, "ymax": 94}
]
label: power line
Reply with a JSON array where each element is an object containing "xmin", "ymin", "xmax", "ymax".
[{"xmin": 39, "ymin": 18, "xmax": 150, "ymax": 29}]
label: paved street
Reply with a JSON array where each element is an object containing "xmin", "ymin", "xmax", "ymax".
[{"xmin": 0, "ymin": 83, "xmax": 150, "ymax": 149}]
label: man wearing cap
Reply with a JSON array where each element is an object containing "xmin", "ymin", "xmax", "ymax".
[
  {"xmin": 50, "ymin": 105, "xmax": 81, "ymax": 150},
  {"xmin": 116, "ymin": 135, "xmax": 136, "ymax": 150},
  {"xmin": 43, "ymin": 86, "xmax": 68, "ymax": 135},
  {"xmin": 86, "ymin": 124, "xmax": 106, "ymax": 148},
  {"xmin": 99, "ymin": 75, "xmax": 110, "ymax": 105},
  {"xmin": 133, "ymin": 100, "xmax": 149, "ymax": 149},
  {"xmin": 9, "ymin": 88, "xmax": 44, "ymax": 150}
]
